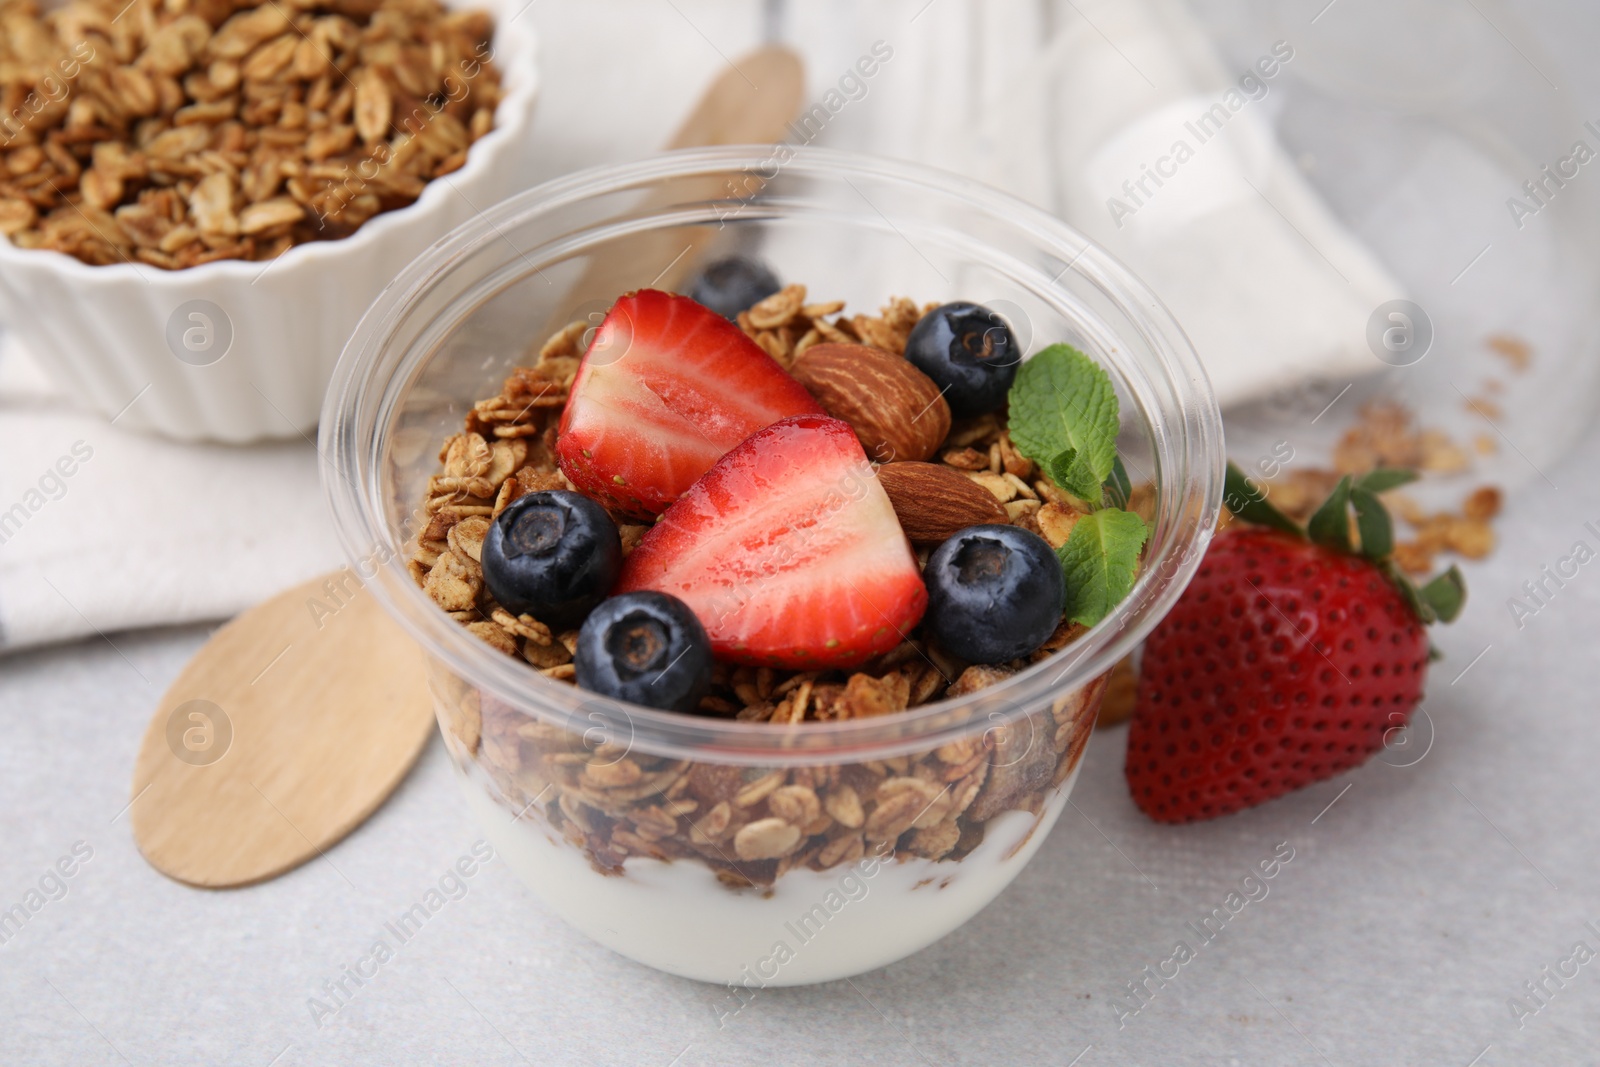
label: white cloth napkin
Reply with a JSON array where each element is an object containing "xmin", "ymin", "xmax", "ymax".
[
  {"xmin": 972, "ymin": 0, "xmax": 1402, "ymax": 406},
  {"xmin": 0, "ymin": 336, "xmax": 341, "ymax": 651},
  {"xmin": 0, "ymin": 0, "xmax": 1400, "ymax": 652}
]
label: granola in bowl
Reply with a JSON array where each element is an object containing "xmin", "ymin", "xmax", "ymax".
[
  {"xmin": 0, "ymin": 0, "xmax": 535, "ymax": 442},
  {"xmin": 0, "ymin": 0, "xmax": 503, "ymax": 267}
]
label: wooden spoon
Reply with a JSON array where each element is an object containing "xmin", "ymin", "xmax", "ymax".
[
  {"xmin": 130, "ymin": 573, "xmax": 434, "ymax": 887},
  {"xmin": 566, "ymin": 44, "xmax": 807, "ymax": 301},
  {"xmin": 129, "ymin": 45, "xmax": 808, "ymax": 889}
]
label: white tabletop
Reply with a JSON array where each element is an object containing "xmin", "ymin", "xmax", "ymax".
[
  {"xmin": 5, "ymin": 2, "xmax": 1599, "ymax": 1064},
  {"xmin": 5, "ymin": 422, "xmax": 1598, "ymax": 1067}
]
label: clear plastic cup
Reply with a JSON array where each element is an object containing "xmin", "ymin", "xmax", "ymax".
[{"xmin": 321, "ymin": 147, "xmax": 1223, "ymax": 985}]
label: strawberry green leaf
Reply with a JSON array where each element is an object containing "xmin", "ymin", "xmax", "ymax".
[
  {"xmin": 1356, "ymin": 468, "xmax": 1420, "ymax": 494},
  {"xmin": 1419, "ymin": 565, "xmax": 1466, "ymax": 623},
  {"xmin": 1048, "ymin": 447, "xmax": 1103, "ymax": 504},
  {"xmin": 1385, "ymin": 563, "xmax": 1437, "ymax": 624},
  {"xmin": 1008, "ymin": 344, "xmax": 1119, "ymax": 492},
  {"xmin": 1223, "ymin": 461, "xmax": 1301, "ymax": 535},
  {"xmin": 1103, "ymin": 455, "xmax": 1132, "ymax": 510},
  {"xmin": 1057, "ymin": 507, "xmax": 1149, "ymax": 626},
  {"xmin": 1307, "ymin": 475, "xmax": 1353, "ymax": 552},
  {"xmin": 1350, "ymin": 485, "xmax": 1393, "ymax": 560}
]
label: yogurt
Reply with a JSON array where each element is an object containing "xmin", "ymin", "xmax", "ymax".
[{"xmin": 461, "ymin": 760, "xmax": 1080, "ymax": 985}]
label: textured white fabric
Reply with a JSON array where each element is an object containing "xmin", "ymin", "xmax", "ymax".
[{"xmin": 0, "ymin": 334, "xmax": 342, "ymax": 650}]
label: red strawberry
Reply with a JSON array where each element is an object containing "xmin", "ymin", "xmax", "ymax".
[
  {"xmin": 617, "ymin": 414, "xmax": 927, "ymax": 669},
  {"xmin": 1125, "ymin": 466, "xmax": 1465, "ymax": 823},
  {"xmin": 556, "ymin": 289, "xmax": 822, "ymax": 519}
]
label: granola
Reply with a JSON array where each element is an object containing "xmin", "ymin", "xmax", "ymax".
[
  {"xmin": 0, "ymin": 0, "xmax": 501, "ymax": 268},
  {"xmin": 411, "ymin": 288, "xmax": 1112, "ymax": 885}
]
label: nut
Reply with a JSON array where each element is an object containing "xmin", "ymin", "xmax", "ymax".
[
  {"xmin": 790, "ymin": 343, "xmax": 951, "ymax": 462},
  {"xmin": 876, "ymin": 462, "xmax": 1008, "ymax": 544}
]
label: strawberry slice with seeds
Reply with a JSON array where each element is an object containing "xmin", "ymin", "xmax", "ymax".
[
  {"xmin": 556, "ymin": 289, "xmax": 822, "ymax": 519},
  {"xmin": 617, "ymin": 414, "xmax": 927, "ymax": 669}
]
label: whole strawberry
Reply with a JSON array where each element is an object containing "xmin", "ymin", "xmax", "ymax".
[{"xmin": 1125, "ymin": 465, "xmax": 1465, "ymax": 823}]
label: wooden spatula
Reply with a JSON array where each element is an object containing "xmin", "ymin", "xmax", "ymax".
[{"xmin": 129, "ymin": 44, "xmax": 808, "ymax": 889}]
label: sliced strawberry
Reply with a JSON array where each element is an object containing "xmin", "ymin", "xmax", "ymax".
[
  {"xmin": 556, "ymin": 289, "xmax": 822, "ymax": 519},
  {"xmin": 617, "ymin": 414, "xmax": 927, "ymax": 669}
]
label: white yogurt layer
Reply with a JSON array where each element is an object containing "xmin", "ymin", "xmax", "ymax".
[{"xmin": 461, "ymin": 762, "xmax": 1079, "ymax": 986}]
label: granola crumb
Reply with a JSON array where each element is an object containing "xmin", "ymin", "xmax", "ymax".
[{"xmin": 1486, "ymin": 333, "xmax": 1532, "ymax": 372}]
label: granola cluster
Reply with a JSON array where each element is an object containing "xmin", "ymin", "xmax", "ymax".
[
  {"xmin": 734, "ymin": 283, "xmax": 927, "ymax": 366},
  {"xmin": 445, "ymin": 671, "xmax": 1103, "ymax": 886},
  {"xmin": 0, "ymin": 0, "xmax": 500, "ymax": 267},
  {"xmin": 410, "ymin": 289, "xmax": 1111, "ymax": 883}
]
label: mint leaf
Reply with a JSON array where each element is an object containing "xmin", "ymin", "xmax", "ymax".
[
  {"xmin": 1008, "ymin": 344, "xmax": 1119, "ymax": 496},
  {"xmin": 1048, "ymin": 447, "xmax": 1103, "ymax": 502},
  {"xmin": 1103, "ymin": 455, "xmax": 1132, "ymax": 510},
  {"xmin": 1057, "ymin": 508, "xmax": 1149, "ymax": 626}
]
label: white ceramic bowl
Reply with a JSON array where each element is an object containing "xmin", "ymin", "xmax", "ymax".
[{"xmin": 0, "ymin": 0, "xmax": 538, "ymax": 444}]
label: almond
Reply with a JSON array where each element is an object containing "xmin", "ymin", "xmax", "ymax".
[
  {"xmin": 877, "ymin": 462, "xmax": 1009, "ymax": 544},
  {"xmin": 790, "ymin": 342, "xmax": 951, "ymax": 462}
]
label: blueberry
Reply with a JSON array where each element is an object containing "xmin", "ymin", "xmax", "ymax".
[
  {"xmin": 481, "ymin": 491, "xmax": 620, "ymax": 628},
  {"xmin": 688, "ymin": 256, "xmax": 781, "ymax": 320},
  {"xmin": 904, "ymin": 302, "xmax": 1020, "ymax": 417},
  {"xmin": 924, "ymin": 525, "xmax": 1064, "ymax": 664},
  {"xmin": 575, "ymin": 592, "xmax": 713, "ymax": 712}
]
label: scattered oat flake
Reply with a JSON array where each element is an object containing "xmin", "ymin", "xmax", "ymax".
[{"xmin": 1486, "ymin": 333, "xmax": 1532, "ymax": 372}]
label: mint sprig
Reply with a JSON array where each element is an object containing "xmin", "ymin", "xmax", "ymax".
[
  {"xmin": 1058, "ymin": 509, "xmax": 1150, "ymax": 626},
  {"xmin": 1103, "ymin": 456, "xmax": 1132, "ymax": 510},
  {"xmin": 1007, "ymin": 343, "xmax": 1147, "ymax": 626},
  {"xmin": 1047, "ymin": 447, "xmax": 1103, "ymax": 503},
  {"xmin": 1008, "ymin": 344, "xmax": 1119, "ymax": 500}
]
